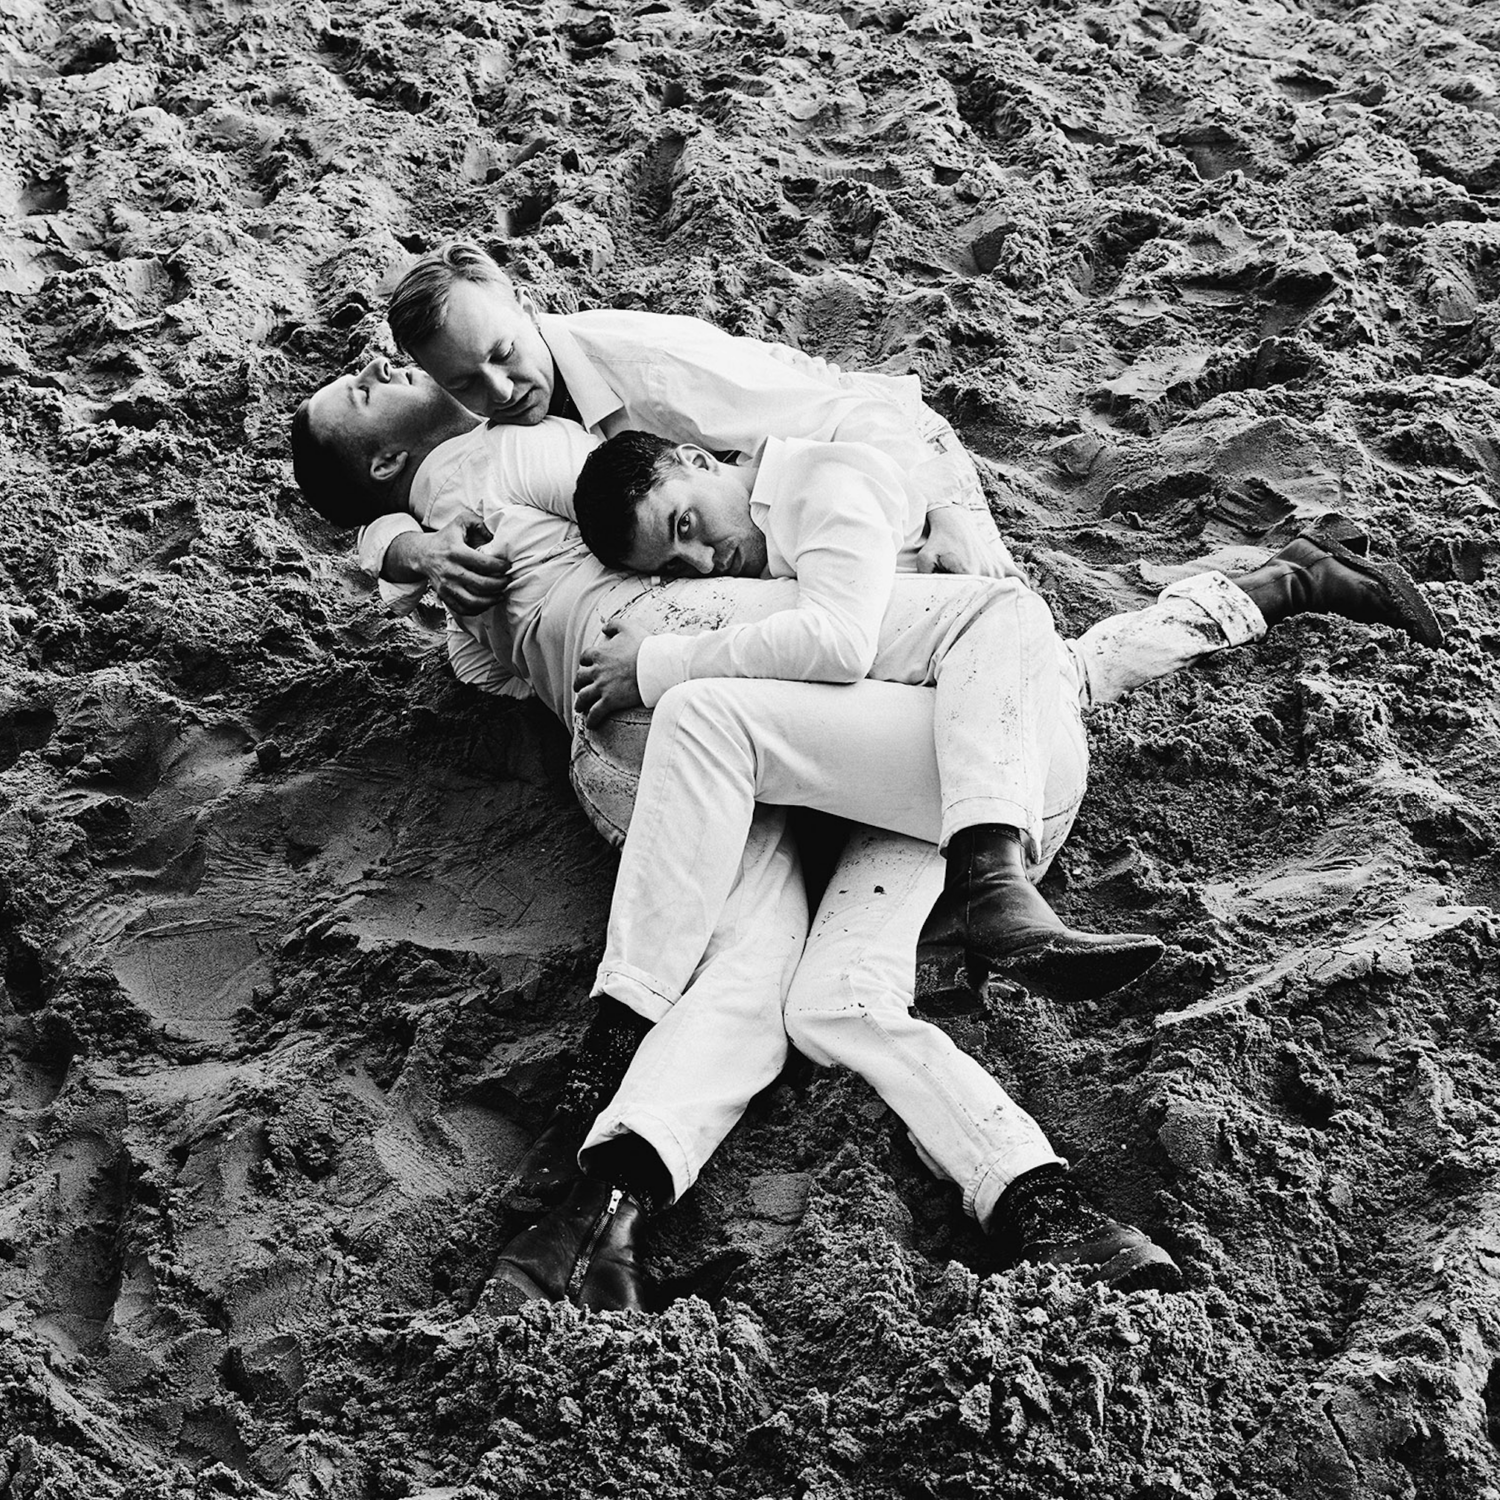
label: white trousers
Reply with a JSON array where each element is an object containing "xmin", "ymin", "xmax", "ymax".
[{"xmin": 578, "ymin": 570, "xmax": 1265, "ymax": 1214}]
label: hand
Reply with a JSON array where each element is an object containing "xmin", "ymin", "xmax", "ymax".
[
  {"xmin": 574, "ymin": 617, "xmax": 648, "ymax": 729},
  {"xmin": 415, "ymin": 512, "xmax": 510, "ymax": 615},
  {"xmin": 917, "ymin": 507, "xmax": 1029, "ymax": 584}
]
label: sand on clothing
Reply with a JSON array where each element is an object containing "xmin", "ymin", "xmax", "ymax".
[{"xmin": 1, "ymin": 0, "xmax": 1498, "ymax": 1495}]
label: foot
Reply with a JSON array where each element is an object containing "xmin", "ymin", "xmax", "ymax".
[
  {"xmin": 487, "ymin": 1176, "xmax": 648, "ymax": 1312},
  {"xmin": 990, "ymin": 1164, "xmax": 1182, "ymax": 1293},
  {"xmin": 917, "ymin": 826, "xmax": 1164, "ymax": 1007},
  {"xmin": 1239, "ymin": 515, "xmax": 1443, "ymax": 647}
]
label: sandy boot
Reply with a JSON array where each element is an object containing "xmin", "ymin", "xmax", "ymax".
[
  {"xmin": 508, "ymin": 1115, "xmax": 587, "ymax": 1203},
  {"xmin": 487, "ymin": 1176, "xmax": 649, "ymax": 1312},
  {"xmin": 915, "ymin": 826, "xmax": 1164, "ymax": 1008},
  {"xmin": 990, "ymin": 1164, "xmax": 1182, "ymax": 1293},
  {"xmin": 1237, "ymin": 515, "xmax": 1443, "ymax": 647}
]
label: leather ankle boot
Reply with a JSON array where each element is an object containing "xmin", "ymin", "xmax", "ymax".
[
  {"xmin": 915, "ymin": 826, "xmax": 1164, "ymax": 1006},
  {"xmin": 1236, "ymin": 515, "xmax": 1442, "ymax": 647},
  {"xmin": 990, "ymin": 1164, "xmax": 1182, "ymax": 1293},
  {"xmin": 508, "ymin": 1114, "xmax": 586, "ymax": 1204},
  {"xmin": 488, "ymin": 1176, "xmax": 648, "ymax": 1312}
]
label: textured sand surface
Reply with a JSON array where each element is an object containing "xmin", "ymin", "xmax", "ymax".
[{"xmin": 2, "ymin": 1, "xmax": 1499, "ymax": 1495}]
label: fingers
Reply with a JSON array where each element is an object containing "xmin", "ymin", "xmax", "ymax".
[
  {"xmin": 444, "ymin": 588, "xmax": 493, "ymax": 615},
  {"xmin": 453, "ymin": 550, "xmax": 509, "ymax": 580}
]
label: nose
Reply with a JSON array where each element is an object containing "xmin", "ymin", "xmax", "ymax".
[
  {"xmin": 680, "ymin": 541, "xmax": 715, "ymax": 576},
  {"xmin": 480, "ymin": 365, "xmax": 515, "ymax": 409},
  {"xmin": 360, "ymin": 356, "xmax": 393, "ymax": 383}
]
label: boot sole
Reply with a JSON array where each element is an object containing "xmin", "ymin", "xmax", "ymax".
[
  {"xmin": 1044, "ymin": 1236, "xmax": 1182, "ymax": 1296},
  {"xmin": 914, "ymin": 942, "xmax": 988, "ymax": 1013},
  {"xmin": 991, "ymin": 933, "xmax": 1165, "ymax": 1000},
  {"xmin": 488, "ymin": 1261, "xmax": 561, "ymax": 1305},
  {"xmin": 1082, "ymin": 1241, "xmax": 1183, "ymax": 1293},
  {"xmin": 1302, "ymin": 522, "xmax": 1444, "ymax": 649}
]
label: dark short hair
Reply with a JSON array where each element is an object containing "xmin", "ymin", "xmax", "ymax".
[
  {"xmin": 290, "ymin": 397, "xmax": 377, "ymax": 528},
  {"xmin": 388, "ymin": 240, "xmax": 517, "ymax": 354},
  {"xmin": 573, "ymin": 431, "xmax": 677, "ymax": 568}
]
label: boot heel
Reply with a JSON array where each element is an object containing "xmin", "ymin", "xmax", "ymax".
[{"xmin": 914, "ymin": 942, "xmax": 986, "ymax": 1014}]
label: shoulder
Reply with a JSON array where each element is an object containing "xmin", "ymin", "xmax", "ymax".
[
  {"xmin": 557, "ymin": 308, "xmax": 727, "ymax": 351},
  {"xmin": 411, "ymin": 428, "xmax": 483, "ymax": 512}
]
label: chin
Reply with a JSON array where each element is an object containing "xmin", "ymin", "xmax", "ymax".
[{"xmin": 498, "ymin": 394, "xmax": 547, "ymax": 426}]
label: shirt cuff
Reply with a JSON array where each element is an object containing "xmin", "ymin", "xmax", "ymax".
[
  {"xmin": 357, "ymin": 511, "xmax": 422, "ymax": 578},
  {"xmin": 377, "ymin": 577, "xmax": 427, "ymax": 617},
  {"xmin": 636, "ymin": 635, "xmax": 692, "ymax": 708}
]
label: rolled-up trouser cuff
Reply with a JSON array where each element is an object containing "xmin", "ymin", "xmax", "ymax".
[
  {"xmin": 939, "ymin": 797, "xmax": 1038, "ymax": 860},
  {"xmin": 1161, "ymin": 570, "xmax": 1267, "ymax": 647},
  {"xmin": 968, "ymin": 1146, "xmax": 1069, "ymax": 1230},
  {"xmin": 592, "ymin": 964, "xmax": 676, "ymax": 1025}
]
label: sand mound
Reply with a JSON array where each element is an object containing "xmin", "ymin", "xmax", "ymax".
[{"xmin": 2, "ymin": 0, "xmax": 1499, "ymax": 1494}]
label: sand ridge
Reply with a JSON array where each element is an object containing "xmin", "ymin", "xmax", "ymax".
[{"xmin": 1, "ymin": 0, "xmax": 1499, "ymax": 1494}]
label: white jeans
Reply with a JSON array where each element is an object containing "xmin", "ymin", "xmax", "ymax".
[
  {"xmin": 584, "ymin": 807, "xmax": 806, "ymax": 1201},
  {"xmin": 573, "ymin": 567, "xmax": 1266, "ymax": 1212},
  {"xmin": 785, "ymin": 828, "xmax": 1063, "ymax": 1226},
  {"xmin": 577, "ymin": 570, "xmax": 1265, "ymax": 1211},
  {"xmin": 593, "ymin": 570, "xmax": 1262, "ymax": 1017}
]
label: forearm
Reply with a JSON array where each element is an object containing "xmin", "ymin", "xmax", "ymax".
[
  {"xmin": 636, "ymin": 608, "xmax": 879, "ymax": 706},
  {"xmin": 381, "ymin": 529, "xmax": 433, "ymax": 585}
]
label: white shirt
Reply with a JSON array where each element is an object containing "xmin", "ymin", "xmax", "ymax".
[
  {"xmin": 635, "ymin": 438, "xmax": 920, "ymax": 708},
  {"xmin": 374, "ymin": 416, "xmax": 651, "ymax": 718},
  {"xmin": 357, "ymin": 308, "xmax": 960, "ymax": 578}
]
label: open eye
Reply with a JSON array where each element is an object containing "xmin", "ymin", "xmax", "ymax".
[{"xmin": 676, "ymin": 511, "xmax": 694, "ymax": 540}]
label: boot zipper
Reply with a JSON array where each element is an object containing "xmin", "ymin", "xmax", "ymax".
[{"xmin": 567, "ymin": 1187, "xmax": 623, "ymax": 1301}]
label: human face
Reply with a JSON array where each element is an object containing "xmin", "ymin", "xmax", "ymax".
[
  {"xmin": 623, "ymin": 452, "xmax": 768, "ymax": 579},
  {"xmin": 306, "ymin": 357, "xmax": 473, "ymax": 474},
  {"xmin": 410, "ymin": 278, "xmax": 556, "ymax": 424}
]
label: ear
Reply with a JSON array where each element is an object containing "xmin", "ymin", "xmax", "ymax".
[
  {"xmin": 369, "ymin": 448, "xmax": 409, "ymax": 484},
  {"xmin": 516, "ymin": 286, "xmax": 540, "ymax": 319},
  {"xmin": 675, "ymin": 444, "xmax": 713, "ymax": 470}
]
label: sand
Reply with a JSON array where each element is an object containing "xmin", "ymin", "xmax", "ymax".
[{"xmin": 2, "ymin": 0, "xmax": 1499, "ymax": 1495}]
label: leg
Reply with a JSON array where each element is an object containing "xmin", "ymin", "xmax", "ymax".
[
  {"xmin": 582, "ymin": 806, "xmax": 806, "ymax": 1203},
  {"xmin": 1068, "ymin": 571, "xmax": 1267, "ymax": 710},
  {"xmin": 593, "ymin": 677, "xmax": 951, "ymax": 1018},
  {"xmin": 786, "ymin": 826, "xmax": 1181, "ymax": 1292},
  {"xmin": 1068, "ymin": 522, "xmax": 1442, "ymax": 712},
  {"xmin": 491, "ymin": 807, "xmax": 807, "ymax": 1311},
  {"xmin": 785, "ymin": 829, "xmax": 1062, "ymax": 1222},
  {"xmin": 859, "ymin": 576, "xmax": 1163, "ymax": 998}
]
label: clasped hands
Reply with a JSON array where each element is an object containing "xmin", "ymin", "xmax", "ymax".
[{"xmin": 574, "ymin": 617, "xmax": 648, "ymax": 729}]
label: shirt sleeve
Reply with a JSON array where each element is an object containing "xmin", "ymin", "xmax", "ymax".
[
  {"xmin": 356, "ymin": 513, "xmax": 428, "ymax": 614},
  {"xmin": 613, "ymin": 315, "xmax": 948, "ymax": 514},
  {"xmin": 358, "ymin": 511, "xmax": 424, "ymax": 578},
  {"xmin": 635, "ymin": 444, "xmax": 903, "ymax": 705}
]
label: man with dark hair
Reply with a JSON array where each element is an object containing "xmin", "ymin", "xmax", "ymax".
[{"xmin": 569, "ymin": 428, "xmax": 1441, "ymax": 1028}]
